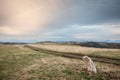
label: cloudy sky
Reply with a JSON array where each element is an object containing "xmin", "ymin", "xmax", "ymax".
[{"xmin": 0, "ymin": 0, "xmax": 120, "ymax": 42}]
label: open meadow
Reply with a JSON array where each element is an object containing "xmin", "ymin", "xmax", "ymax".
[
  {"xmin": 0, "ymin": 44, "xmax": 120, "ymax": 80},
  {"xmin": 30, "ymin": 43, "xmax": 120, "ymax": 59}
]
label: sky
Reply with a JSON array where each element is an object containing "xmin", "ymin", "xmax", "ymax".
[{"xmin": 0, "ymin": 0, "xmax": 120, "ymax": 42}]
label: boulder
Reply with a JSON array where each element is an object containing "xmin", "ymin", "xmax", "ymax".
[{"xmin": 82, "ymin": 56, "xmax": 97, "ymax": 74}]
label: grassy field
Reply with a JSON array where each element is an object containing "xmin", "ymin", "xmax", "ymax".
[
  {"xmin": 30, "ymin": 43, "xmax": 120, "ymax": 59},
  {"xmin": 0, "ymin": 44, "xmax": 120, "ymax": 80}
]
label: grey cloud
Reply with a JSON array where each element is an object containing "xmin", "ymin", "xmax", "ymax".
[{"xmin": 48, "ymin": 0, "xmax": 120, "ymax": 28}]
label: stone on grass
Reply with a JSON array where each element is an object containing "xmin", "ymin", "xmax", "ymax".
[{"xmin": 82, "ymin": 56, "xmax": 97, "ymax": 74}]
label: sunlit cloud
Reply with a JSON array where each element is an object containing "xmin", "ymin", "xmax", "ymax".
[{"xmin": 0, "ymin": 0, "xmax": 67, "ymax": 35}]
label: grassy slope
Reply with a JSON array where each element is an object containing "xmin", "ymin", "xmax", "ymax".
[
  {"xmin": 0, "ymin": 44, "xmax": 120, "ymax": 80},
  {"xmin": 30, "ymin": 43, "xmax": 120, "ymax": 59}
]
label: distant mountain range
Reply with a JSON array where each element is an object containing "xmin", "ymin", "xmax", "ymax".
[
  {"xmin": 78, "ymin": 42, "xmax": 120, "ymax": 49},
  {"xmin": 0, "ymin": 42, "xmax": 27, "ymax": 45},
  {"xmin": 102, "ymin": 40, "xmax": 120, "ymax": 43},
  {"xmin": 38, "ymin": 41, "xmax": 120, "ymax": 49},
  {"xmin": 1, "ymin": 40, "xmax": 120, "ymax": 49}
]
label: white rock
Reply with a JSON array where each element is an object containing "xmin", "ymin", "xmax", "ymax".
[{"xmin": 82, "ymin": 56, "xmax": 97, "ymax": 74}]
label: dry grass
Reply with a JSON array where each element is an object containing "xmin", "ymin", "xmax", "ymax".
[
  {"xmin": 0, "ymin": 44, "xmax": 120, "ymax": 80},
  {"xmin": 29, "ymin": 43, "xmax": 120, "ymax": 59}
]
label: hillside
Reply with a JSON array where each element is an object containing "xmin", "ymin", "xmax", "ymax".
[
  {"xmin": 0, "ymin": 44, "xmax": 120, "ymax": 80},
  {"xmin": 37, "ymin": 41, "xmax": 120, "ymax": 49}
]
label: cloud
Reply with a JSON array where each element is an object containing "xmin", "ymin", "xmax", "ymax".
[
  {"xmin": 0, "ymin": 0, "xmax": 69, "ymax": 34},
  {"xmin": 106, "ymin": 24, "xmax": 120, "ymax": 34},
  {"xmin": 0, "ymin": 0, "xmax": 120, "ymax": 42},
  {"xmin": 44, "ymin": 24, "xmax": 120, "ymax": 40},
  {"xmin": 72, "ymin": 34, "xmax": 95, "ymax": 39}
]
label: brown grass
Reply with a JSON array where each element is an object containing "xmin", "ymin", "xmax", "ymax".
[
  {"xmin": 0, "ymin": 44, "xmax": 120, "ymax": 80},
  {"xmin": 29, "ymin": 43, "xmax": 120, "ymax": 59}
]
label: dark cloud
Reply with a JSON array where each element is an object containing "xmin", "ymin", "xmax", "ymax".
[{"xmin": 58, "ymin": 0, "xmax": 120, "ymax": 25}]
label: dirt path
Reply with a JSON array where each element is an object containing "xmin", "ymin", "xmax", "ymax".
[{"xmin": 25, "ymin": 45, "xmax": 120, "ymax": 66}]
